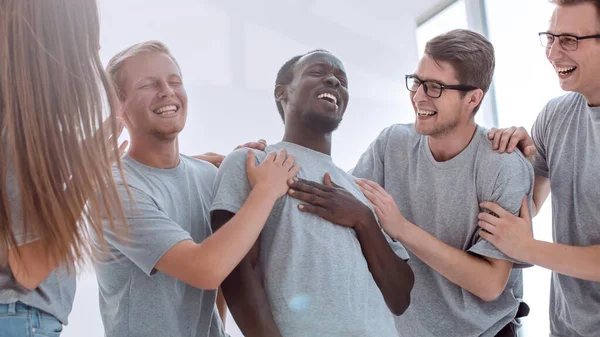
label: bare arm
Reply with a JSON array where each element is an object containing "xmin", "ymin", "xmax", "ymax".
[
  {"xmin": 357, "ymin": 179, "xmax": 512, "ymax": 302},
  {"xmin": 288, "ymin": 175, "xmax": 414, "ymax": 315},
  {"xmin": 211, "ymin": 210, "xmax": 282, "ymax": 337},
  {"xmin": 394, "ymin": 220, "xmax": 512, "ymax": 302},
  {"xmin": 353, "ymin": 215, "xmax": 414, "ymax": 314},
  {"xmin": 8, "ymin": 241, "xmax": 60, "ymax": 290},
  {"xmin": 154, "ymin": 186, "xmax": 279, "ymax": 289},
  {"xmin": 153, "ymin": 150, "xmax": 299, "ymax": 289},
  {"xmin": 528, "ymin": 241, "xmax": 600, "ymax": 282},
  {"xmin": 479, "ymin": 197, "xmax": 600, "ymax": 282},
  {"xmin": 216, "ymin": 288, "xmax": 227, "ymax": 327},
  {"xmin": 531, "ymin": 176, "xmax": 551, "ymax": 217}
]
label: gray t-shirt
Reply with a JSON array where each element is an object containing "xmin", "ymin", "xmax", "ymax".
[
  {"xmin": 0, "ymin": 166, "xmax": 76, "ymax": 325},
  {"xmin": 211, "ymin": 142, "xmax": 409, "ymax": 337},
  {"xmin": 352, "ymin": 124, "xmax": 534, "ymax": 337},
  {"xmin": 531, "ymin": 92, "xmax": 600, "ymax": 337},
  {"xmin": 93, "ymin": 155, "xmax": 225, "ymax": 337}
]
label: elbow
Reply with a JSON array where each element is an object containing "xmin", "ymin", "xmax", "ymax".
[
  {"xmin": 390, "ymin": 292, "xmax": 411, "ymax": 316},
  {"xmin": 475, "ymin": 285, "xmax": 504, "ymax": 302},
  {"xmin": 189, "ymin": 268, "xmax": 227, "ymax": 291},
  {"xmin": 14, "ymin": 274, "xmax": 42, "ymax": 291},
  {"xmin": 389, "ymin": 270, "xmax": 414, "ymax": 316}
]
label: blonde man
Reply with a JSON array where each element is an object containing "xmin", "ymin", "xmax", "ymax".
[{"xmin": 94, "ymin": 41, "xmax": 299, "ymax": 337}]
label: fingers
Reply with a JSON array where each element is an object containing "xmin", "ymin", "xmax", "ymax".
[
  {"xmin": 477, "ymin": 211, "xmax": 500, "ymax": 226},
  {"xmin": 297, "ymin": 203, "xmax": 330, "ymax": 220},
  {"xmin": 323, "ymin": 172, "xmax": 333, "ymax": 187},
  {"xmin": 355, "ymin": 178, "xmax": 387, "ymax": 199},
  {"xmin": 372, "ymin": 203, "xmax": 384, "ymax": 221},
  {"xmin": 524, "ymin": 145, "xmax": 537, "ymax": 160},
  {"xmin": 359, "ymin": 185, "xmax": 380, "ymax": 207},
  {"xmin": 488, "ymin": 128, "xmax": 497, "ymax": 140},
  {"xmin": 236, "ymin": 139, "xmax": 268, "ymax": 151},
  {"xmin": 478, "ymin": 220, "xmax": 498, "ymax": 235},
  {"xmin": 478, "ymin": 229, "xmax": 495, "ymax": 243},
  {"xmin": 323, "ymin": 172, "xmax": 340, "ymax": 188},
  {"xmin": 283, "ymin": 154, "xmax": 296, "ymax": 170},
  {"xmin": 497, "ymin": 127, "xmax": 517, "ymax": 153},
  {"xmin": 491, "ymin": 128, "xmax": 504, "ymax": 150},
  {"xmin": 274, "ymin": 149, "xmax": 287, "ymax": 165},
  {"xmin": 288, "ymin": 188, "xmax": 326, "ymax": 207},
  {"xmin": 288, "ymin": 164, "xmax": 301, "ymax": 178},
  {"xmin": 519, "ymin": 196, "xmax": 531, "ymax": 222},
  {"xmin": 246, "ymin": 149, "xmax": 257, "ymax": 171},
  {"xmin": 479, "ymin": 201, "xmax": 511, "ymax": 218},
  {"xmin": 263, "ymin": 151, "xmax": 277, "ymax": 162},
  {"xmin": 288, "ymin": 178, "xmax": 328, "ymax": 197}
]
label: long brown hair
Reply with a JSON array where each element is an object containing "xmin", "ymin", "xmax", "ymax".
[{"xmin": 0, "ymin": 0, "xmax": 126, "ymax": 268}]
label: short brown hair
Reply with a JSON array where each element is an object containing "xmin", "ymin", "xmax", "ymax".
[
  {"xmin": 425, "ymin": 29, "xmax": 495, "ymax": 114},
  {"xmin": 107, "ymin": 40, "xmax": 181, "ymax": 100},
  {"xmin": 551, "ymin": 0, "xmax": 600, "ymax": 21}
]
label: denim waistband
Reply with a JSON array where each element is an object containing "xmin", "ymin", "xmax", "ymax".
[{"xmin": 0, "ymin": 301, "xmax": 30, "ymax": 315}]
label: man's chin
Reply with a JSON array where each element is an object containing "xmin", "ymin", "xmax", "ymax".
[{"xmin": 305, "ymin": 114, "xmax": 342, "ymax": 134}]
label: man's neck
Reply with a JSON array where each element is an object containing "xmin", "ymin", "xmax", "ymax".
[
  {"xmin": 427, "ymin": 121, "xmax": 477, "ymax": 162},
  {"xmin": 582, "ymin": 90, "xmax": 600, "ymax": 107},
  {"xmin": 282, "ymin": 127, "xmax": 332, "ymax": 156},
  {"xmin": 127, "ymin": 135, "xmax": 180, "ymax": 169}
]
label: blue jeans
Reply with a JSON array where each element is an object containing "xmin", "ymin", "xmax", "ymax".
[{"xmin": 0, "ymin": 302, "xmax": 63, "ymax": 337}]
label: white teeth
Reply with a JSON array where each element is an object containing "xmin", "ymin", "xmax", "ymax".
[
  {"xmin": 318, "ymin": 93, "xmax": 338, "ymax": 105},
  {"xmin": 556, "ymin": 66, "xmax": 576, "ymax": 74},
  {"xmin": 154, "ymin": 105, "xmax": 178, "ymax": 114},
  {"xmin": 417, "ymin": 110, "xmax": 436, "ymax": 116}
]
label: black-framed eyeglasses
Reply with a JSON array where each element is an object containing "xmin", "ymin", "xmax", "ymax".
[
  {"xmin": 405, "ymin": 74, "xmax": 478, "ymax": 99},
  {"xmin": 539, "ymin": 32, "xmax": 600, "ymax": 51}
]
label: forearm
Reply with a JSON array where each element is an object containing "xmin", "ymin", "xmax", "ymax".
[
  {"xmin": 397, "ymin": 221, "xmax": 508, "ymax": 301},
  {"xmin": 526, "ymin": 241, "xmax": 600, "ymax": 282},
  {"xmin": 8, "ymin": 240, "xmax": 60, "ymax": 290},
  {"xmin": 354, "ymin": 218, "xmax": 414, "ymax": 315},
  {"xmin": 194, "ymin": 188, "xmax": 278, "ymax": 285},
  {"xmin": 221, "ymin": 261, "xmax": 282, "ymax": 337}
]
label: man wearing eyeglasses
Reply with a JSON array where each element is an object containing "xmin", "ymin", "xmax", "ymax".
[
  {"xmin": 333, "ymin": 29, "xmax": 533, "ymax": 337},
  {"xmin": 484, "ymin": 1, "xmax": 600, "ymax": 336}
]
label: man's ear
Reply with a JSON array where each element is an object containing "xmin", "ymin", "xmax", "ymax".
[
  {"xmin": 274, "ymin": 84, "xmax": 287, "ymax": 103},
  {"xmin": 466, "ymin": 88, "xmax": 484, "ymax": 114}
]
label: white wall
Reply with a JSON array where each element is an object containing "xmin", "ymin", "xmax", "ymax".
[{"xmin": 64, "ymin": 1, "xmax": 434, "ymax": 336}]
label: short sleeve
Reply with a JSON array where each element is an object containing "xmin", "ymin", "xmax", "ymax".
[
  {"xmin": 385, "ymin": 230, "xmax": 410, "ymax": 261},
  {"xmin": 350, "ymin": 126, "xmax": 392, "ymax": 185},
  {"xmin": 531, "ymin": 104, "xmax": 551, "ymax": 178},
  {"xmin": 103, "ymin": 185, "xmax": 192, "ymax": 276},
  {"xmin": 468, "ymin": 157, "xmax": 534, "ymax": 268},
  {"xmin": 210, "ymin": 148, "xmax": 261, "ymax": 215}
]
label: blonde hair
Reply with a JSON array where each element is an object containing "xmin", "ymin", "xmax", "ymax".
[
  {"xmin": 0, "ymin": 0, "xmax": 126, "ymax": 268},
  {"xmin": 107, "ymin": 40, "xmax": 181, "ymax": 100}
]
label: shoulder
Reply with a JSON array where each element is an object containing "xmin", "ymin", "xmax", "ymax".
[
  {"xmin": 181, "ymin": 154, "xmax": 218, "ymax": 174},
  {"xmin": 475, "ymin": 127, "xmax": 534, "ymax": 183},
  {"xmin": 542, "ymin": 92, "xmax": 585, "ymax": 119},
  {"xmin": 373, "ymin": 123, "xmax": 420, "ymax": 151},
  {"xmin": 383, "ymin": 123, "xmax": 418, "ymax": 141}
]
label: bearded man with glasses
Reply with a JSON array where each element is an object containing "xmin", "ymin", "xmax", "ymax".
[{"xmin": 342, "ymin": 29, "xmax": 535, "ymax": 337}]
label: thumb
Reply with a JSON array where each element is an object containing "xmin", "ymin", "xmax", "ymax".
[
  {"xmin": 323, "ymin": 172, "xmax": 340, "ymax": 188},
  {"xmin": 524, "ymin": 145, "xmax": 537, "ymax": 158},
  {"xmin": 323, "ymin": 172, "xmax": 333, "ymax": 186},
  {"xmin": 246, "ymin": 149, "xmax": 256, "ymax": 171}
]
